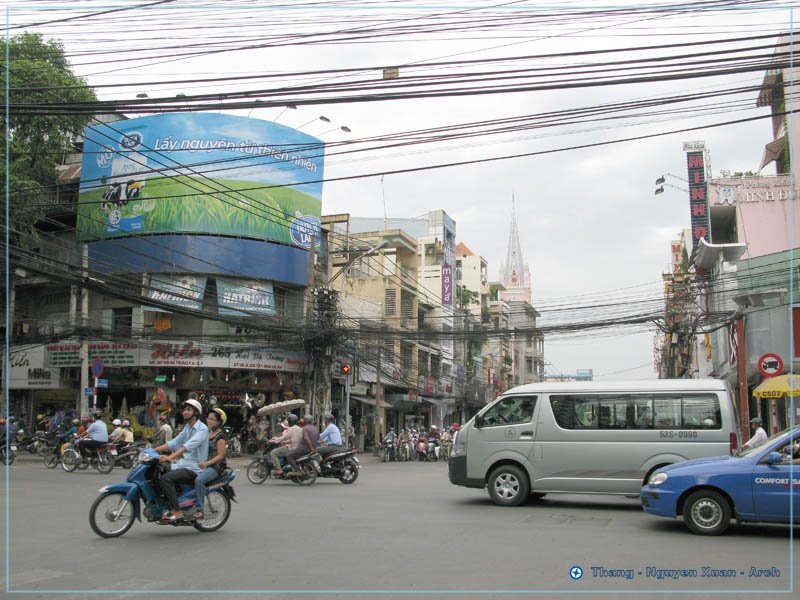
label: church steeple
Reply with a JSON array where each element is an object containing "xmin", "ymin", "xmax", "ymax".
[{"xmin": 499, "ymin": 196, "xmax": 532, "ymax": 304}]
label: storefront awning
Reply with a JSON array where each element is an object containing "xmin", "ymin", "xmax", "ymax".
[
  {"xmin": 351, "ymin": 394, "xmax": 392, "ymax": 409},
  {"xmin": 759, "ymin": 135, "xmax": 786, "ymax": 170}
]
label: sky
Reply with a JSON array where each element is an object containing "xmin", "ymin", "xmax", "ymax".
[{"xmin": 10, "ymin": 0, "xmax": 796, "ymax": 380}]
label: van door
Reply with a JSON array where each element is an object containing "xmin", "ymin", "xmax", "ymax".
[{"xmin": 470, "ymin": 395, "xmax": 538, "ymax": 477}]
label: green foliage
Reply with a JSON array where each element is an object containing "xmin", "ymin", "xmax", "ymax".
[
  {"xmin": 456, "ymin": 284, "xmax": 480, "ymax": 310},
  {"xmin": 1, "ymin": 33, "xmax": 97, "ymax": 248}
]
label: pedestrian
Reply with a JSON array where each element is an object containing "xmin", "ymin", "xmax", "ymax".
[{"xmin": 741, "ymin": 416, "xmax": 768, "ymax": 451}]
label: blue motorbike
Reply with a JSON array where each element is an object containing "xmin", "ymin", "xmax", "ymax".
[{"xmin": 89, "ymin": 448, "xmax": 236, "ymax": 538}]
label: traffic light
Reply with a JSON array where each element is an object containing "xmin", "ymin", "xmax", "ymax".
[{"xmin": 341, "ymin": 364, "xmax": 351, "ymax": 376}]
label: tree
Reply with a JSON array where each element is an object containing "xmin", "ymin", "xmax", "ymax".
[{"xmin": 1, "ymin": 33, "xmax": 97, "ymax": 248}]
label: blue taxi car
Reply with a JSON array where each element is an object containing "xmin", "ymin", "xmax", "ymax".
[{"xmin": 641, "ymin": 426, "xmax": 800, "ymax": 535}]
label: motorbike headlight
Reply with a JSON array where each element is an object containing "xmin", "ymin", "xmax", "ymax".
[{"xmin": 648, "ymin": 472, "xmax": 668, "ymax": 486}]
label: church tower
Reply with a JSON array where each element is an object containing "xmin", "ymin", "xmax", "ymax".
[{"xmin": 498, "ymin": 198, "xmax": 532, "ymax": 304}]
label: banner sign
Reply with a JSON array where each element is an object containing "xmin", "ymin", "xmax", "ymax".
[
  {"xmin": 77, "ymin": 113, "xmax": 324, "ymax": 248},
  {"xmin": 216, "ymin": 277, "xmax": 276, "ymax": 316},
  {"xmin": 41, "ymin": 340, "xmax": 306, "ymax": 372},
  {"xmin": 147, "ymin": 274, "xmax": 206, "ymax": 310},
  {"xmin": 686, "ymin": 149, "xmax": 710, "ymax": 253}
]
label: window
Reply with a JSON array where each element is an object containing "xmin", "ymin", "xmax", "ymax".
[
  {"xmin": 550, "ymin": 394, "xmax": 721, "ymax": 430},
  {"xmin": 112, "ymin": 307, "xmax": 133, "ymax": 337},
  {"xmin": 384, "ymin": 289, "xmax": 396, "ymax": 316},
  {"xmin": 481, "ymin": 396, "xmax": 537, "ymax": 426}
]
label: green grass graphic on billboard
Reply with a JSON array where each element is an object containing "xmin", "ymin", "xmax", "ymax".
[{"xmin": 76, "ymin": 114, "xmax": 324, "ymax": 247}]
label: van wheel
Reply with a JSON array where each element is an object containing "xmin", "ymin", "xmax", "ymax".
[
  {"xmin": 488, "ymin": 465, "xmax": 529, "ymax": 507},
  {"xmin": 682, "ymin": 490, "xmax": 731, "ymax": 535}
]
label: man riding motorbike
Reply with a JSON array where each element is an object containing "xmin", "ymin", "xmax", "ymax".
[
  {"xmin": 316, "ymin": 413, "xmax": 343, "ymax": 458},
  {"xmin": 153, "ymin": 397, "xmax": 208, "ymax": 523},
  {"xmin": 75, "ymin": 411, "xmax": 108, "ymax": 458}
]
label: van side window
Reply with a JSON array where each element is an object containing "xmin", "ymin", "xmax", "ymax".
[
  {"xmin": 481, "ymin": 396, "xmax": 537, "ymax": 426},
  {"xmin": 550, "ymin": 394, "xmax": 721, "ymax": 430}
]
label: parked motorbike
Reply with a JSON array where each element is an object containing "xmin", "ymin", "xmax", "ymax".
[
  {"xmin": 89, "ymin": 447, "xmax": 236, "ymax": 538},
  {"xmin": 245, "ymin": 442, "xmax": 317, "ymax": 485},
  {"xmin": 15, "ymin": 430, "xmax": 44, "ymax": 455},
  {"xmin": 311, "ymin": 447, "xmax": 360, "ymax": 483},
  {"xmin": 380, "ymin": 439, "xmax": 397, "ymax": 462},
  {"xmin": 61, "ymin": 442, "xmax": 115, "ymax": 474}
]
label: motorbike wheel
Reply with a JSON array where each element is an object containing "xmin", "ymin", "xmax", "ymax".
[
  {"xmin": 61, "ymin": 449, "xmax": 79, "ymax": 472},
  {"xmin": 118, "ymin": 456, "xmax": 133, "ymax": 470},
  {"xmin": 36, "ymin": 442, "xmax": 51, "ymax": 457},
  {"xmin": 1, "ymin": 448, "xmax": 13, "ymax": 466},
  {"xmin": 44, "ymin": 452, "xmax": 59, "ymax": 469},
  {"xmin": 194, "ymin": 489, "xmax": 231, "ymax": 532},
  {"xmin": 246, "ymin": 459, "xmax": 269, "ymax": 484},
  {"xmin": 96, "ymin": 452, "xmax": 115, "ymax": 474},
  {"xmin": 247, "ymin": 458, "xmax": 270, "ymax": 485},
  {"xmin": 338, "ymin": 459, "xmax": 359, "ymax": 484},
  {"xmin": 89, "ymin": 492, "xmax": 135, "ymax": 538},
  {"xmin": 295, "ymin": 463, "xmax": 317, "ymax": 486}
]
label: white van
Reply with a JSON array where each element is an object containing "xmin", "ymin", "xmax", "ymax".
[{"xmin": 448, "ymin": 379, "xmax": 740, "ymax": 506}]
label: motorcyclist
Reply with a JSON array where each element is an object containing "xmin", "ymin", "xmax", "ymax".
[
  {"xmin": 194, "ymin": 407, "xmax": 228, "ymax": 520},
  {"xmin": 382, "ymin": 427, "xmax": 398, "ymax": 460},
  {"xmin": 75, "ymin": 411, "xmax": 108, "ymax": 458},
  {"xmin": 158, "ymin": 413, "xmax": 173, "ymax": 444},
  {"xmin": 154, "ymin": 397, "xmax": 208, "ymax": 523},
  {"xmin": 121, "ymin": 420, "xmax": 135, "ymax": 444},
  {"xmin": 77, "ymin": 416, "xmax": 89, "ymax": 437},
  {"xmin": 268, "ymin": 414, "xmax": 302, "ymax": 476},
  {"xmin": 427, "ymin": 425, "xmax": 441, "ymax": 460},
  {"xmin": 397, "ymin": 428, "xmax": 411, "ymax": 460},
  {"xmin": 109, "ymin": 419, "xmax": 124, "ymax": 443},
  {"xmin": 316, "ymin": 413, "xmax": 343, "ymax": 458},
  {"xmin": 8, "ymin": 417, "xmax": 18, "ymax": 441},
  {"xmin": 287, "ymin": 413, "xmax": 318, "ymax": 475}
]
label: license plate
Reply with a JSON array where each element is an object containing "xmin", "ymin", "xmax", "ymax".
[{"xmin": 110, "ymin": 449, "xmax": 117, "ymax": 455}]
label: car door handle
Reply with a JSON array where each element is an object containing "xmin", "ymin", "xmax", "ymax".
[{"xmin": 520, "ymin": 431, "xmax": 534, "ymax": 439}]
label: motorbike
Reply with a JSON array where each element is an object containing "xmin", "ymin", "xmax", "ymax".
[
  {"xmin": 61, "ymin": 441, "xmax": 115, "ymax": 474},
  {"xmin": 397, "ymin": 439, "xmax": 412, "ymax": 462},
  {"xmin": 380, "ymin": 439, "xmax": 397, "ymax": 462},
  {"xmin": 111, "ymin": 441, "xmax": 147, "ymax": 469},
  {"xmin": 89, "ymin": 448, "xmax": 236, "ymax": 538},
  {"xmin": 0, "ymin": 440, "xmax": 16, "ymax": 465},
  {"xmin": 426, "ymin": 439, "xmax": 439, "ymax": 462},
  {"xmin": 311, "ymin": 447, "xmax": 360, "ymax": 483},
  {"xmin": 223, "ymin": 427, "xmax": 242, "ymax": 457},
  {"xmin": 245, "ymin": 442, "xmax": 317, "ymax": 485},
  {"xmin": 416, "ymin": 435, "xmax": 428, "ymax": 461}
]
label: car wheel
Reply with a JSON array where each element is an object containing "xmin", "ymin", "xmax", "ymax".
[
  {"xmin": 487, "ymin": 465, "xmax": 530, "ymax": 507},
  {"xmin": 682, "ymin": 490, "xmax": 731, "ymax": 535}
]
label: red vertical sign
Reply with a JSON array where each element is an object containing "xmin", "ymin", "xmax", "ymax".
[{"xmin": 686, "ymin": 151, "xmax": 709, "ymax": 252}]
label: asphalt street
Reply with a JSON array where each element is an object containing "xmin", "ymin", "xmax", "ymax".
[{"xmin": 1, "ymin": 452, "xmax": 798, "ymax": 600}]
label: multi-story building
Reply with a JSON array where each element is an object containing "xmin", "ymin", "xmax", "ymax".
[{"xmin": 7, "ymin": 114, "xmax": 324, "ymax": 433}]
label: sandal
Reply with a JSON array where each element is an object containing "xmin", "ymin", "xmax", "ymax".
[
  {"xmin": 162, "ymin": 511, "xmax": 184, "ymax": 523},
  {"xmin": 193, "ymin": 511, "xmax": 204, "ymax": 520}
]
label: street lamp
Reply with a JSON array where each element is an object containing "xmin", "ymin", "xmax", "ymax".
[
  {"xmin": 297, "ymin": 115, "xmax": 330, "ymax": 129},
  {"xmin": 316, "ymin": 125, "xmax": 352, "ymax": 136},
  {"xmin": 654, "ymin": 174, "xmax": 689, "ymax": 195},
  {"xmin": 274, "ymin": 103, "xmax": 297, "ymax": 121}
]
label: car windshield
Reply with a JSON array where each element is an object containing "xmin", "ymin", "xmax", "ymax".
[{"xmin": 738, "ymin": 427, "xmax": 795, "ymax": 458}]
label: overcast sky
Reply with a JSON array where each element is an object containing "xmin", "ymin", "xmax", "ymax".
[{"xmin": 14, "ymin": 0, "xmax": 795, "ymax": 379}]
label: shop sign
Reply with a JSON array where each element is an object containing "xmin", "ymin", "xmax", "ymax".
[{"xmin": 8, "ymin": 345, "xmax": 60, "ymax": 389}]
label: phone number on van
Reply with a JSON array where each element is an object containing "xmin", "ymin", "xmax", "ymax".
[{"xmin": 659, "ymin": 431, "xmax": 698, "ymax": 439}]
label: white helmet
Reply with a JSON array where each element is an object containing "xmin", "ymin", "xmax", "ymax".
[
  {"xmin": 184, "ymin": 398, "xmax": 202, "ymax": 414},
  {"xmin": 112, "ymin": 419, "xmax": 122, "ymax": 426},
  {"xmin": 431, "ymin": 425, "xmax": 438, "ymax": 430}
]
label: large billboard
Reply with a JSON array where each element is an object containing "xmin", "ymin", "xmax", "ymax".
[{"xmin": 76, "ymin": 114, "xmax": 324, "ymax": 247}]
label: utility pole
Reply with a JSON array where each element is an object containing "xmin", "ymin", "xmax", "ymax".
[
  {"xmin": 79, "ymin": 244, "xmax": 89, "ymax": 418},
  {"xmin": 375, "ymin": 335, "xmax": 382, "ymax": 449}
]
